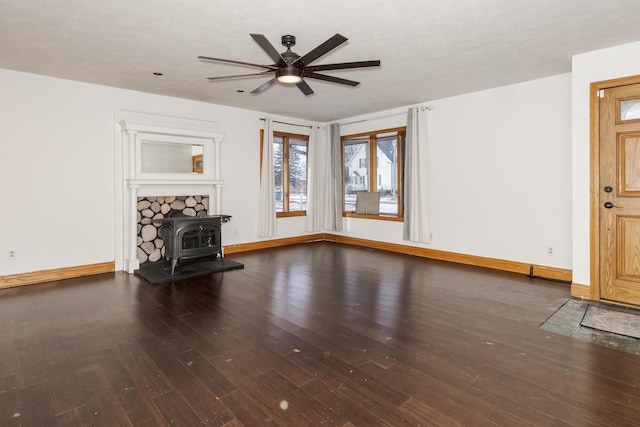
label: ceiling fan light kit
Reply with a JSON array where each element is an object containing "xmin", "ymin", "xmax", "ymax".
[
  {"xmin": 199, "ymin": 33, "xmax": 380, "ymax": 95},
  {"xmin": 276, "ymin": 67, "xmax": 302, "ymax": 84}
]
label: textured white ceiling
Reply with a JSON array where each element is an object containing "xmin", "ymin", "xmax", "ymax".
[{"xmin": 2, "ymin": 0, "xmax": 640, "ymax": 121}]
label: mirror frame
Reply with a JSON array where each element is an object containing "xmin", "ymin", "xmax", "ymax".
[{"xmin": 135, "ymin": 133, "xmax": 214, "ymax": 180}]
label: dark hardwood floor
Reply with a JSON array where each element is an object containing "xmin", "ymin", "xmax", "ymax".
[{"xmin": 2, "ymin": 242, "xmax": 640, "ymax": 426}]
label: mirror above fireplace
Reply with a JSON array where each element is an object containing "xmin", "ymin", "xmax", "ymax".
[
  {"xmin": 119, "ymin": 109, "xmax": 225, "ymax": 182},
  {"xmin": 140, "ymin": 138, "xmax": 204, "ymax": 175}
]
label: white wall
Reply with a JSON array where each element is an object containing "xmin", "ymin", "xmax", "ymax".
[
  {"xmin": 338, "ymin": 73, "xmax": 573, "ymax": 269},
  {"xmin": 1, "ymin": 70, "xmax": 117, "ymax": 275},
  {"xmin": 0, "ymin": 67, "xmax": 573, "ymax": 277},
  {"xmin": 571, "ymin": 40, "xmax": 640, "ymax": 286},
  {"xmin": 0, "ymin": 68, "xmax": 316, "ymax": 275}
]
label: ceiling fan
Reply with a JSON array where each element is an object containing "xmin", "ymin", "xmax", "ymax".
[{"xmin": 198, "ymin": 33, "xmax": 381, "ymax": 96}]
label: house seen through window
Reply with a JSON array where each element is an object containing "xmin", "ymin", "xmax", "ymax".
[{"xmin": 342, "ymin": 127, "xmax": 405, "ymax": 218}]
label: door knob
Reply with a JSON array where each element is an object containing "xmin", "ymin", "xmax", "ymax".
[{"xmin": 604, "ymin": 202, "xmax": 620, "ymax": 209}]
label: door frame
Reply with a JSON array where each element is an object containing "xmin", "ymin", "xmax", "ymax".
[{"xmin": 590, "ymin": 74, "xmax": 640, "ymax": 301}]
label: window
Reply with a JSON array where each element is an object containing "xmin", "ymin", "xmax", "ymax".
[
  {"xmin": 342, "ymin": 127, "xmax": 405, "ymax": 218},
  {"xmin": 262, "ymin": 131, "xmax": 308, "ymax": 217}
]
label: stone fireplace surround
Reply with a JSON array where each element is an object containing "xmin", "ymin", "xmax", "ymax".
[
  {"xmin": 118, "ymin": 110, "xmax": 225, "ymax": 273},
  {"xmin": 136, "ymin": 195, "xmax": 209, "ymax": 264}
]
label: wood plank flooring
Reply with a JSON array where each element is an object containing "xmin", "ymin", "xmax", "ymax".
[{"xmin": 1, "ymin": 242, "xmax": 640, "ymax": 426}]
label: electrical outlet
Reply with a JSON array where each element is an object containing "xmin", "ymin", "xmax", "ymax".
[
  {"xmin": 547, "ymin": 247, "xmax": 554, "ymax": 256},
  {"xmin": 8, "ymin": 249, "xmax": 16, "ymax": 260}
]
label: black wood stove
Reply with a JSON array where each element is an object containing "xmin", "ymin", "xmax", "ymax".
[{"xmin": 156, "ymin": 214, "xmax": 231, "ymax": 274}]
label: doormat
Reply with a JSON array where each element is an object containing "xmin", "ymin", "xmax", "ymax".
[
  {"xmin": 580, "ymin": 305, "xmax": 640, "ymax": 339},
  {"xmin": 135, "ymin": 258, "xmax": 244, "ymax": 284}
]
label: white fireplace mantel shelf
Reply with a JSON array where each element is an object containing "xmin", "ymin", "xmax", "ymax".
[
  {"xmin": 127, "ymin": 178, "xmax": 224, "ymax": 186},
  {"xmin": 127, "ymin": 178, "xmax": 224, "ymax": 208}
]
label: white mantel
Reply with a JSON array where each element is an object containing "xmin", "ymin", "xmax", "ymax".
[{"xmin": 118, "ymin": 110, "xmax": 225, "ymax": 273}]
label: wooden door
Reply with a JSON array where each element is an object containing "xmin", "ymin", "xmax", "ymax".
[{"xmin": 600, "ymin": 83, "xmax": 640, "ymax": 305}]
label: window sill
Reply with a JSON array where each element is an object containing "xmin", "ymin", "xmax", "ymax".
[
  {"xmin": 277, "ymin": 211, "xmax": 307, "ymax": 218},
  {"xmin": 343, "ymin": 213, "xmax": 404, "ymax": 222}
]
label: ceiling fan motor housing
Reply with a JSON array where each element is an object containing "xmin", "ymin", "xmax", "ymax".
[
  {"xmin": 281, "ymin": 35, "xmax": 296, "ymax": 48},
  {"xmin": 280, "ymin": 36, "xmax": 300, "ymax": 65}
]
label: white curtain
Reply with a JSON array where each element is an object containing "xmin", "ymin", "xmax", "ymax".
[
  {"xmin": 403, "ymin": 107, "xmax": 431, "ymax": 242},
  {"xmin": 306, "ymin": 125, "xmax": 324, "ymax": 232},
  {"xmin": 329, "ymin": 123, "xmax": 343, "ymax": 231},
  {"xmin": 258, "ymin": 117, "xmax": 276, "ymax": 237},
  {"xmin": 306, "ymin": 124, "xmax": 340, "ymax": 232}
]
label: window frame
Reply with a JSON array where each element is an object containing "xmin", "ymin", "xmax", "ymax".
[
  {"xmin": 341, "ymin": 127, "xmax": 406, "ymax": 221},
  {"xmin": 260, "ymin": 130, "xmax": 309, "ymax": 218}
]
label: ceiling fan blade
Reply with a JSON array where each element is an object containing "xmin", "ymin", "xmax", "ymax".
[
  {"xmin": 296, "ymin": 80, "xmax": 314, "ymax": 96},
  {"xmin": 294, "ymin": 34, "xmax": 348, "ymax": 66},
  {"xmin": 305, "ymin": 72, "xmax": 360, "ymax": 87},
  {"xmin": 251, "ymin": 78, "xmax": 278, "ymax": 94},
  {"xmin": 250, "ymin": 34, "xmax": 287, "ymax": 67},
  {"xmin": 306, "ymin": 60, "xmax": 381, "ymax": 72},
  {"xmin": 207, "ymin": 71, "xmax": 273, "ymax": 81},
  {"xmin": 198, "ymin": 56, "xmax": 277, "ymax": 70}
]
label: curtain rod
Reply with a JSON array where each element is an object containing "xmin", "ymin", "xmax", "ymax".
[
  {"xmin": 260, "ymin": 118, "xmax": 313, "ymax": 129},
  {"xmin": 260, "ymin": 105, "xmax": 432, "ymax": 128},
  {"xmin": 339, "ymin": 106, "xmax": 432, "ymax": 126},
  {"xmin": 339, "ymin": 112, "xmax": 404, "ymax": 126}
]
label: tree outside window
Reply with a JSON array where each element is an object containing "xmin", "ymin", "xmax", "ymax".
[{"xmin": 272, "ymin": 132, "xmax": 308, "ymax": 216}]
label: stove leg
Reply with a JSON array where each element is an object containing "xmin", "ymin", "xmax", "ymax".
[{"xmin": 171, "ymin": 258, "xmax": 178, "ymax": 275}]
